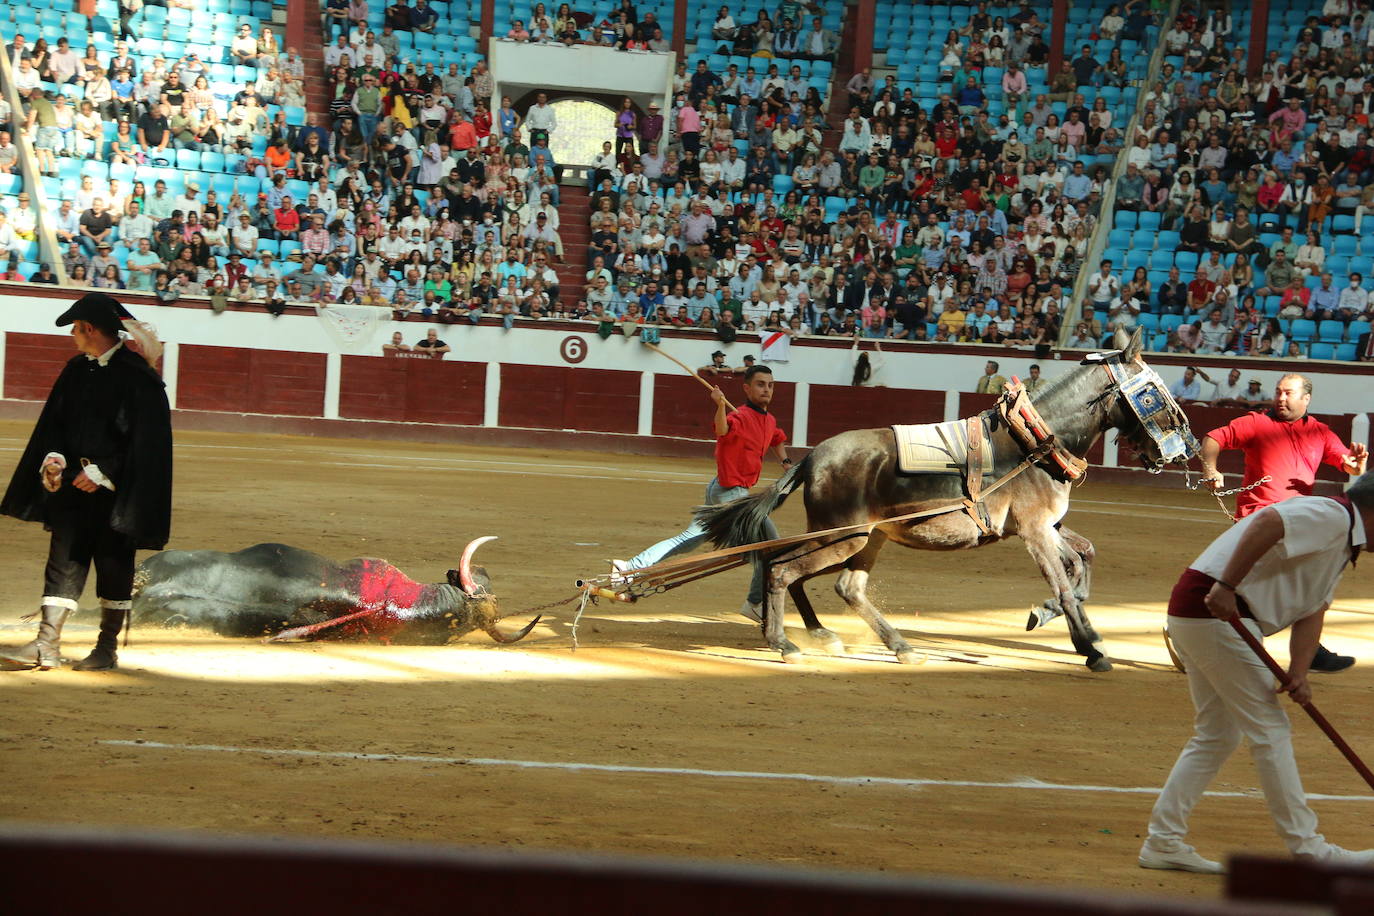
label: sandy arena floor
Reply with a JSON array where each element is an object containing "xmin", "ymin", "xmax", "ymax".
[{"xmin": 1, "ymin": 421, "xmax": 1372, "ymax": 899}]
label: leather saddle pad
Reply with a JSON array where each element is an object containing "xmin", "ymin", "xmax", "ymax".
[{"xmin": 891, "ymin": 420, "xmax": 993, "ymax": 477}]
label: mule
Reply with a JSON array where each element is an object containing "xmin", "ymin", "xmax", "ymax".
[{"xmin": 695, "ymin": 329, "xmax": 1197, "ymax": 671}]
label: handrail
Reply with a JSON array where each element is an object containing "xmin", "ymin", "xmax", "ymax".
[
  {"xmin": 1060, "ymin": 0, "xmax": 1180, "ymax": 347},
  {"xmin": 0, "ymin": 24, "xmax": 69, "ymax": 285}
]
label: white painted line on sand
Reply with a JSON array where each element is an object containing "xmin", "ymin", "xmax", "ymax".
[{"xmin": 101, "ymin": 739, "xmax": 1374, "ymax": 802}]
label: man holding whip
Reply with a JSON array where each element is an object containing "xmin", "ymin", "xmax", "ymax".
[
  {"xmin": 615, "ymin": 363, "xmax": 789, "ymax": 622},
  {"xmin": 0, "ymin": 293, "xmax": 173, "ymax": 671},
  {"xmin": 1139, "ymin": 472, "xmax": 1374, "ymax": 874},
  {"xmin": 1199, "ymin": 373, "xmax": 1368, "ymax": 672}
]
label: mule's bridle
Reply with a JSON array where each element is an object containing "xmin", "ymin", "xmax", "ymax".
[{"xmin": 1095, "ymin": 354, "xmax": 1200, "ymax": 473}]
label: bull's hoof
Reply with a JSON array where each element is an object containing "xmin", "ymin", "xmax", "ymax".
[
  {"xmin": 896, "ymin": 649, "xmax": 927, "ymax": 665},
  {"xmin": 780, "ymin": 650, "xmax": 804, "ymax": 664},
  {"xmin": 1087, "ymin": 656, "xmax": 1113, "ymax": 673}
]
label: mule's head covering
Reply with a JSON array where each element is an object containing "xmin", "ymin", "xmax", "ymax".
[{"xmin": 55, "ymin": 293, "xmax": 134, "ymax": 335}]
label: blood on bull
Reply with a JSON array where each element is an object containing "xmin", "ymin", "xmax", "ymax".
[{"xmin": 131, "ymin": 537, "xmax": 540, "ymax": 645}]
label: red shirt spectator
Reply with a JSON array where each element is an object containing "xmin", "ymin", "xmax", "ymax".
[
  {"xmin": 449, "ymin": 118, "xmax": 476, "ymax": 152},
  {"xmin": 274, "ymin": 205, "xmax": 301, "ymax": 234}
]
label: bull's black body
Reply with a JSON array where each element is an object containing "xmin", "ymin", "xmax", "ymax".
[{"xmin": 132, "ymin": 542, "xmax": 534, "ymax": 645}]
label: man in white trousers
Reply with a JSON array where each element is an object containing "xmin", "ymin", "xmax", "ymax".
[{"xmin": 1140, "ymin": 472, "xmax": 1373, "ymax": 874}]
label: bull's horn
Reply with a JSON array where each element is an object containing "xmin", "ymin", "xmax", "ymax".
[
  {"xmin": 458, "ymin": 535, "xmax": 498, "ymax": 595},
  {"xmin": 484, "ymin": 615, "xmax": 542, "ymax": 644}
]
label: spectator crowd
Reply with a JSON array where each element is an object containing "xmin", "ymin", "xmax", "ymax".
[
  {"xmin": 2, "ymin": 0, "xmax": 1369, "ymax": 362},
  {"xmin": 1093, "ymin": 0, "xmax": 1374, "ymax": 361}
]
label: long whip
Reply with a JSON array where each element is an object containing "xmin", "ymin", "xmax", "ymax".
[
  {"xmin": 643, "ymin": 342, "xmax": 736, "ymax": 411},
  {"xmin": 1225, "ymin": 615, "xmax": 1374, "ymax": 791}
]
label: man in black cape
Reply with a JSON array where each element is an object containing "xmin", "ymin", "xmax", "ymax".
[{"xmin": 0, "ymin": 293, "xmax": 173, "ymax": 671}]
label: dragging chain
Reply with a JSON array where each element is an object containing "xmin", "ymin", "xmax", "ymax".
[{"xmin": 1185, "ymin": 474, "xmax": 1273, "ymax": 522}]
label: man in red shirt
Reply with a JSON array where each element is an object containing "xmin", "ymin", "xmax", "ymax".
[
  {"xmin": 1200, "ymin": 373, "xmax": 1368, "ymax": 671},
  {"xmin": 616, "ymin": 365, "xmax": 790, "ymax": 620}
]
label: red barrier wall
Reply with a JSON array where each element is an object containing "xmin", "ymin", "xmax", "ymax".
[
  {"xmin": 339, "ymin": 356, "xmax": 486, "ymax": 425},
  {"xmin": 177, "ymin": 345, "xmax": 327, "ymax": 417},
  {"xmin": 498, "ymin": 364, "xmax": 640, "ymax": 433},
  {"xmin": 4, "ymin": 332, "xmax": 73, "ymax": 401},
  {"xmin": 651, "ymin": 374, "xmax": 797, "ymax": 440},
  {"xmin": 807, "ymin": 386, "xmax": 944, "ymax": 443}
]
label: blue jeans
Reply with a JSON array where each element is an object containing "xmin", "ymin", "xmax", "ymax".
[
  {"xmin": 357, "ymin": 113, "xmax": 379, "ymax": 145},
  {"xmin": 626, "ymin": 477, "xmax": 778, "ymax": 605}
]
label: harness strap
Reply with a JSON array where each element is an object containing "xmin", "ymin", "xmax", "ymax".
[
  {"xmin": 997, "ymin": 380, "xmax": 1088, "ymax": 482},
  {"xmin": 965, "ymin": 415, "xmax": 984, "ymax": 504}
]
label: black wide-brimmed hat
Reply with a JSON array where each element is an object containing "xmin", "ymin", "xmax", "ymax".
[{"xmin": 55, "ymin": 293, "xmax": 134, "ymax": 335}]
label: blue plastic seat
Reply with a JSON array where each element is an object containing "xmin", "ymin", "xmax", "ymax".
[
  {"xmin": 1317, "ymin": 320, "xmax": 1346, "ymax": 343},
  {"xmin": 1308, "ymin": 342, "xmax": 1334, "ymax": 360},
  {"xmin": 1137, "ymin": 211, "xmax": 1161, "ymax": 231},
  {"xmin": 1289, "ymin": 319, "xmax": 1317, "ymax": 341},
  {"xmin": 1335, "ymin": 343, "xmax": 1358, "ymax": 361}
]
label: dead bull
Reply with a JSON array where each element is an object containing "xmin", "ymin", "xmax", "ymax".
[{"xmin": 131, "ymin": 537, "xmax": 540, "ymax": 644}]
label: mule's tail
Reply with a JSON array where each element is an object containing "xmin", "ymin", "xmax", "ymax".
[{"xmin": 693, "ymin": 456, "xmax": 812, "ymax": 548}]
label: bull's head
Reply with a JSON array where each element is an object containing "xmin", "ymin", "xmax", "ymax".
[{"xmin": 444, "ymin": 536, "xmax": 541, "ymax": 644}]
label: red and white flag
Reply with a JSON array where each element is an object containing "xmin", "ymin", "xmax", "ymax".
[{"xmin": 760, "ymin": 329, "xmax": 791, "ymax": 362}]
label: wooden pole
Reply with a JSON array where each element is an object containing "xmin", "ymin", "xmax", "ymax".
[
  {"xmin": 643, "ymin": 343, "xmax": 737, "ymax": 411},
  {"xmin": 1226, "ymin": 615, "xmax": 1374, "ymax": 792}
]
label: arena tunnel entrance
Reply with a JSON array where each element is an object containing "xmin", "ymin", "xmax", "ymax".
[{"xmin": 507, "ymin": 92, "xmax": 621, "ymax": 168}]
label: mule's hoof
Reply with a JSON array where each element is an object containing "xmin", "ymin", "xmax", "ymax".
[
  {"xmin": 807, "ymin": 629, "xmax": 845, "ymax": 655},
  {"xmin": 896, "ymin": 650, "xmax": 927, "ymax": 665},
  {"xmin": 1088, "ymin": 656, "xmax": 1113, "ymax": 673},
  {"xmin": 1026, "ymin": 602, "xmax": 1064, "ymax": 632}
]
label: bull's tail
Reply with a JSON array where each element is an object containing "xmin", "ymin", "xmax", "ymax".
[{"xmin": 693, "ymin": 455, "xmax": 812, "ymax": 548}]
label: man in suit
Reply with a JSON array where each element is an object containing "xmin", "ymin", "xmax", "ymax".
[
  {"xmin": 975, "ymin": 360, "xmax": 1008, "ymax": 394},
  {"xmin": 1358, "ymin": 328, "xmax": 1372, "ymax": 361},
  {"xmin": 799, "ymin": 17, "xmax": 839, "ymax": 61}
]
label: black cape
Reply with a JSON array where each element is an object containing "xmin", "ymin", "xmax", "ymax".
[{"xmin": 0, "ymin": 346, "xmax": 173, "ymax": 549}]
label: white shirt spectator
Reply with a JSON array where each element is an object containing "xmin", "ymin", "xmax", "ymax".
[
  {"xmin": 525, "ymin": 101, "xmax": 557, "ymax": 134},
  {"xmin": 839, "ymin": 117, "xmax": 871, "ymax": 154},
  {"xmin": 119, "ymin": 213, "xmax": 155, "ymax": 245}
]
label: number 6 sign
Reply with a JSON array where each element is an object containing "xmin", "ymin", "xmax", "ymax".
[{"xmin": 559, "ymin": 336, "xmax": 588, "ymax": 364}]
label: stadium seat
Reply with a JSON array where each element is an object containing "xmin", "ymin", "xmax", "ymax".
[
  {"xmin": 1308, "ymin": 342, "xmax": 1334, "ymax": 360},
  {"xmin": 1288, "ymin": 319, "xmax": 1317, "ymax": 342},
  {"xmin": 1317, "ymin": 320, "xmax": 1346, "ymax": 343}
]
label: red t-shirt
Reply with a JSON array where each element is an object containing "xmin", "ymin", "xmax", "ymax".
[
  {"xmin": 1207, "ymin": 411, "xmax": 1349, "ymax": 517},
  {"xmin": 715, "ymin": 403, "xmax": 787, "ymax": 488}
]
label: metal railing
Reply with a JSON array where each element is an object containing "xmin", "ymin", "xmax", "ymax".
[
  {"xmin": 0, "ymin": 28, "xmax": 69, "ymax": 286},
  {"xmin": 1060, "ymin": 0, "xmax": 1181, "ymax": 348}
]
